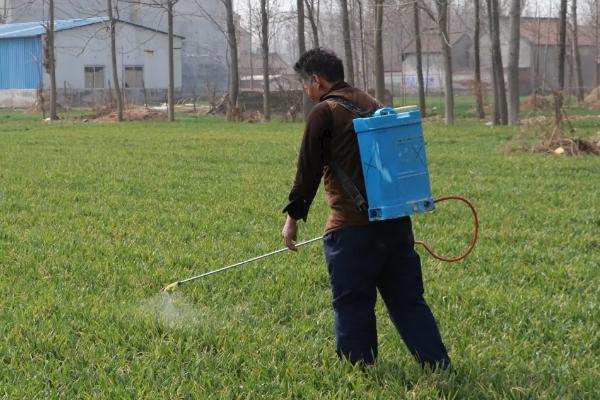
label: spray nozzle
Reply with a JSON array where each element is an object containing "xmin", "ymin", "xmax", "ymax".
[{"xmin": 163, "ymin": 282, "xmax": 179, "ymax": 293}]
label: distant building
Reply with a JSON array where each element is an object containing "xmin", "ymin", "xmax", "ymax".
[
  {"xmin": 395, "ymin": 32, "xmax": 474, "ymax": 95},
  {"xmin": 481, "ymin": 17, "xmax": 598, "ymax": 94},
  {"xmin": 238, "ymin": 52, "xmax": 298, "ymax": 91},
  {"xmin": 0, "ymin": 17, "xmax": 183, "ymax": 107},
  {"xmin": 0, "ymin": 0, "xmax": 242, "ymax": 97},
  {"xmin": 386, "ymin": 18, "xmax": 599, "ymax": 97}
]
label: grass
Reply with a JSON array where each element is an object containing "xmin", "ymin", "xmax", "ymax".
[
  {"xmin": 0, "ymin": 109, "xmax": 598, "ymax": 398},
  {"xmin": 394, "ymin": 94, "xmax": 600, "ymax": 120}
]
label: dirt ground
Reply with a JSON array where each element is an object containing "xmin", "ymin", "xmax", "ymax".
[
  {"xmin": 521, "ymin": 95, "xmax": 553, "ymax": 112},
  {"xmin": 584, "ymin": 87, "xmax": 600, "ymax": 108},
  {"xmin": 85, "ymin": 106, "xmax": 167, "ymax": 122},
  {"xmin": 534, "ymin": 135, "xmax": 600, "ymax": 156}
]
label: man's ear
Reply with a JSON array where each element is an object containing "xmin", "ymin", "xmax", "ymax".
[{"xmin": 312, "ymin": 74, "xmax": 321, "ymax": 87}]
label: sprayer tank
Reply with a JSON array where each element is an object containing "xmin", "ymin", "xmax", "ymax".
[{"xmin": 353, "ymin": 108, "xmax": 435, "ymax": 221}]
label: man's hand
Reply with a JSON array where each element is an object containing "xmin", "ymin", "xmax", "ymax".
[{"xmin": 282, "ymin": 215, "xmax": 299, "ymax": 251}]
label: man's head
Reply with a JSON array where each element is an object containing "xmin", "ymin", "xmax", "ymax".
[{"xmin": 294, "ymin": 48, "xmax": 345, "ymax": 103}]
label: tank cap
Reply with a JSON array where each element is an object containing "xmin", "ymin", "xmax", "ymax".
[{"xmin": 373, "ymin": 107, "xmax": 397, "ymax": 117}]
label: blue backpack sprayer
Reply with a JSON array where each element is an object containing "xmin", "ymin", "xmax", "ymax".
[{"xmin": 163, "ymin": 107, "xmax": 479, "ymax": 292}]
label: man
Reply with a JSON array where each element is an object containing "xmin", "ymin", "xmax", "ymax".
[{"xmin": 281, "ymin": 48, "xmax": 450, "ymax": 369}]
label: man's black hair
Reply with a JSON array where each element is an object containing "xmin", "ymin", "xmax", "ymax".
[{"xmin": 294, "ymin": 48, "xmax": 345, "ymax": 83}]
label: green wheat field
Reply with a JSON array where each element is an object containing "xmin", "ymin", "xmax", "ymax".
[{"xmin": 0, "ymin": 110, "xmax": 598, "ymax": 398}]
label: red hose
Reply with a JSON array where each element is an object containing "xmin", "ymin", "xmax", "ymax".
[{"xmin": 415, "ymin": 196, "xmax": 479, "ymax": 263}]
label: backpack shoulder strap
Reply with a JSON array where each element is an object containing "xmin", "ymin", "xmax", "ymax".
[
  {"xmin": 330, "ymin": 162, "xmax": 369, "ymax": 214},
  {"xmin": 323, "ymin": 95, "xmax": 373, "ymax": 118},
  {"xmin": 322, "ymin": 95, "xmax": 370, "ymax": 214}
]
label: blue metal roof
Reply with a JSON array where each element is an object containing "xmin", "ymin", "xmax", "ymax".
[{"xmin": 0, "ymin": 17, "xmax": 109, "ymax": 39}]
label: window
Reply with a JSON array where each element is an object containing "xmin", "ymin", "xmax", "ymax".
[
  {"xmin": 124, "ymin": 66, "xmax": 144, "ymax": 88},
  {"xmin": 84, "ymin": 66, "xmax": 105, "ymax": 89}
]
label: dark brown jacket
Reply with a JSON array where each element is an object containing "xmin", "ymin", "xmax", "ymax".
[{"xmin": 284, "ymin": 82, "xmax": 381, "ymax": 234}]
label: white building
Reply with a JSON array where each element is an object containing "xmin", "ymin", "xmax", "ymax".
[
  {"xmin": 0, "ymin": 17, "xmax": 183, "ymax": 107},
  {"xmin": 1, "ymin": 0, "xmax": 231, "ymax": 97}
]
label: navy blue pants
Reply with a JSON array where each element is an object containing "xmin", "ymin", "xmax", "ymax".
[{"xmin": 323, "ymin": 217, "xmax": 450, "ymax": 368}]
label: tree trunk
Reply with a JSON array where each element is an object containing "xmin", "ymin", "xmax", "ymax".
[
  {"xmin": 487, "ymin": 0, "xmax": 499, "ymax": 124},
  {"xmin": 305, "ymin": 0, "xmax": 319, "ymax": 47},
  {"xmin": 108, "ymin": 0, "xmax": 123, "ymax": 121},
  {"xmin": 487, "ymin": 0, "xmax": 508, "ymax": 125},
  {"xmin": 493, "ymin": 0, "xmax": 508, "ymax": 124},
  {"xmin": 556, "ymin": 0, "xmax": 567, "ymax": 122},
  {"xmin": 357, "ymin": 0, "xmax": 367, "ymax": 90},
  {"xmin": 260, "ymin": 0, "xmax": 271, "ymax": 121},
  {"xmin": 596, "ymin": 0, "xmax": 600, "ymax": 99},
  {"xmin": 340, "ymin": 0, "xmax": 354, "ymax": 86},
  {"xmin": 167, "ymin": 0, "xmax": 175, "ymax": 122},
  {"xmin": 571, "ymin": 0, "xmax": 584, "ymax": 103},
  {"xmin": 437, "ymin": 0, "xmax": 454, "ymax": 125},
  {"xmin": 225, "ymin": 0, "xmax": 239, "ymax": 121},
  {"xmin": 374, "ymin": 0, "xmax": 385, "ymax": 104},
  {"xmin": 507, "ymin": 0, "xmax": 521, "ymax": 125},
  {"xmin": 2, "ymin": 0, "xmax": 8, "ymax": 23},
  {"xmin": 473, "ymin": 0, "xmax": 485, "ymax": 119},
  {"xmin": 48, "ymin": 0, "xmax": 58, "ymax": 120},
  {"xmin": 297, "ymin": 0, "xmax": 312, "ymax": 119},
  {"xmin": 247, "ymin": 0, "xmax": 254, "ymax": 91},
  {"xmin": 413, "ymin": 1, "xmax": 426, "ymax": 116}
]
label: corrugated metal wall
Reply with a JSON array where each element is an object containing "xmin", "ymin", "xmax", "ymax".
[{"xmin": 0, "ymin": 37, "xmax": 43, "ymax": 89}]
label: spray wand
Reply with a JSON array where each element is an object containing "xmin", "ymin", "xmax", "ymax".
[
  {"xmin": 162, "ymin": 196, "xmax": 478, "ymax": 293},
  {"xmin": 163, "ymin": 236, "xmax": 323, "ymax": 292}
]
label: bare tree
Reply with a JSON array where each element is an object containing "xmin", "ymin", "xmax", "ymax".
[
  {"xmin": 247, "ymin": 0, "xmax": 255, "ymax": 91},
  {"xmin": 418, "ymin": 0, "xmax": 455, "ymax": 123},
  {"xmin": 305, "ymin": 0, "xmax": 320, "ymax": 47},
  {"xmin": 556, "ymin": 0, "xmax": 567, "ymax": 120},
  {"xmin": 260, "ymin": 0, "xmax": 271, "ymax": 121},
  {"xmin": 473, "ymin": 0, "xmax": 485, "ymax": 119},
  {"xmin": 297, "ymin": 0, "xmax": 312, "ymax": 119},
  {"xmin": 48, "ymin": 0, "xmax": 58, "ymax": 120},
  {"xmin": 223, "ymin": 0, "xmax": 239, "ymax": 120},
  {"xmin": 131, "ymin": 0, "xmax": 180, "ymax": 120},
  {"xmin": 437, "ymin": 0, "xmax": 454, "ymax": 125},
  {"xmin": 356, "ymin": 0, "xmax": 368, "ymax": 90},
  {"xmin": 596, "ymin": 0, "xmax": 599, "ymax": 96},
  {"xmin": 487, "ymin": 0, "xmax": 507, "ymax": 125},
  {"xmin": 571, "ymin": 0, "xmax": 584, "ymax": 103},
  {"xmin": 340, "ymin": 0, "xmax": 354, "ymax": 86},
  {"xmin": 413, "ymin": 0, "xmax": 426, "ymax": 116},
  {"xmin": 1, "ymin": 0, "xmax": 8, "ymax": 23},
  {"xmin": 107, "ymin": 0, "xmax": 123, "ymax": 121},
  {"xmin": 193, "ymin": 0, "xmax": 239, "ymax": 119},
  {"xmin": 167, "ymin": 0, "xmax": 177, "ymax": 121},
  {"xmin": 375, "ymin": 0, "xmax": 385, "ymax": 104},
  {"xmin": 507, "ymin": 0, "xmax": 521, "ymax": 125}
]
